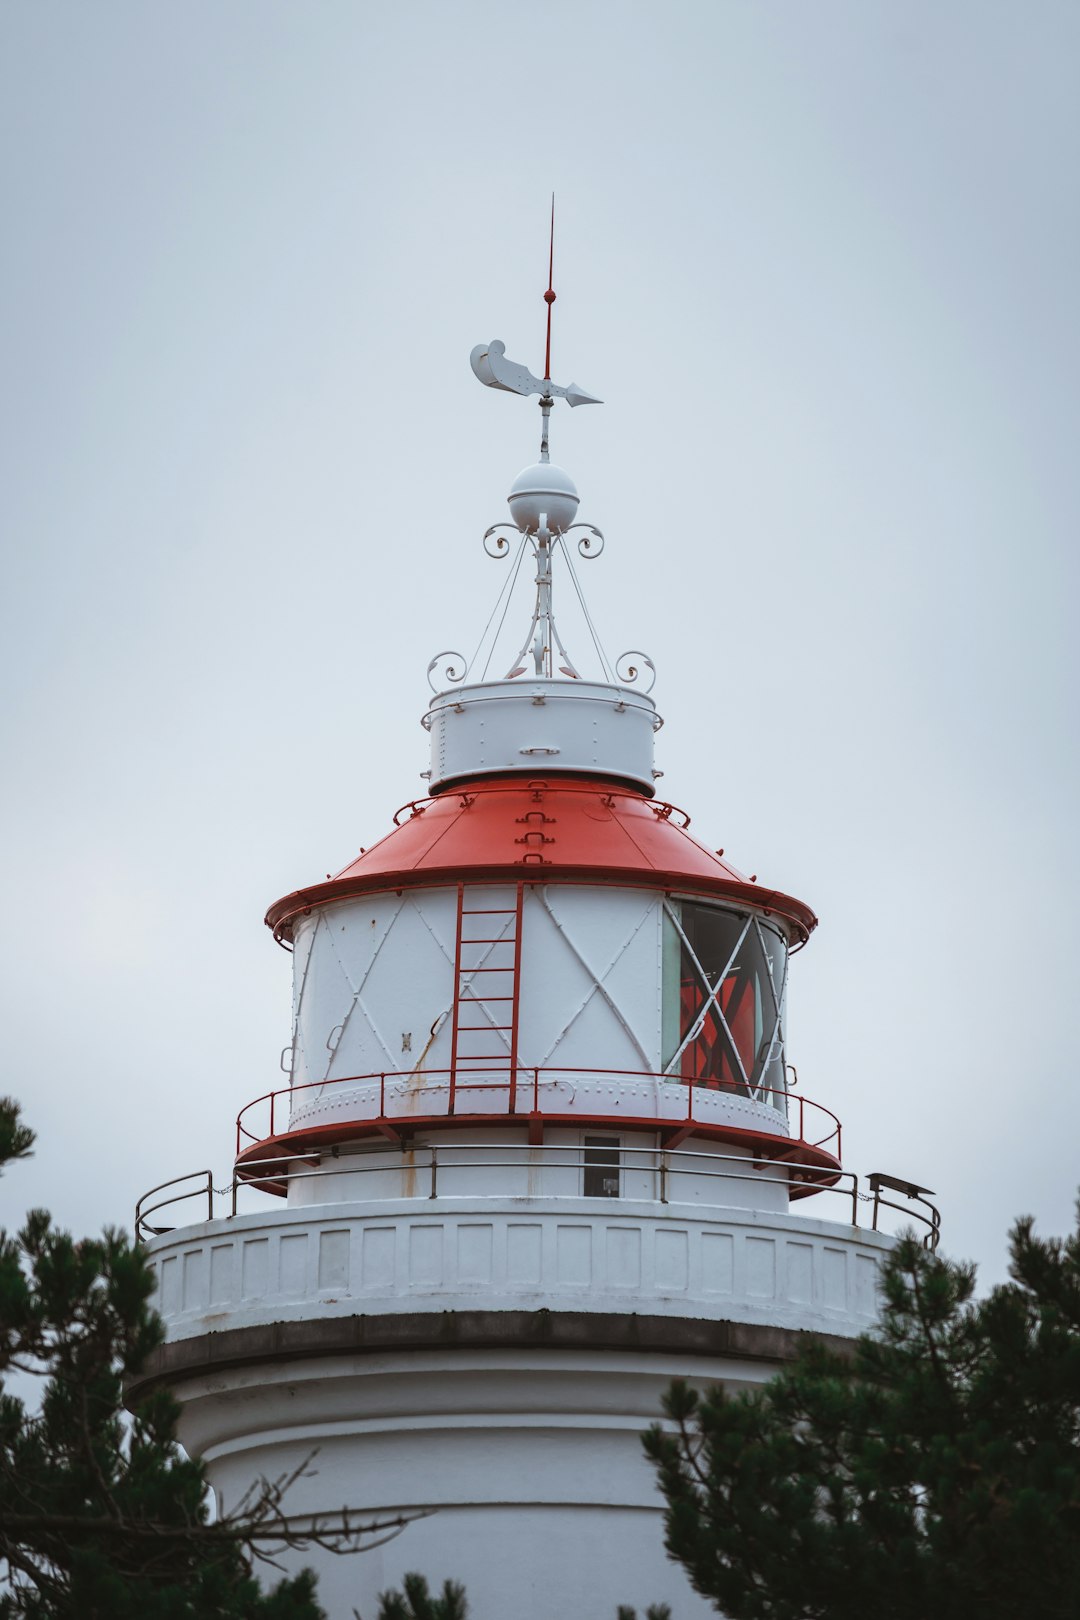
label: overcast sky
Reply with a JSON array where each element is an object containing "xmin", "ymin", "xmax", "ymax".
[{"xmin": 1, "ymin": 1, "xmax": 1077, "ymax": 1288}]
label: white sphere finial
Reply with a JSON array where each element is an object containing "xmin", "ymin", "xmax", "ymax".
[{"xmin": 507, "ymin": 462, "xmax": 580, "ymax": 534}]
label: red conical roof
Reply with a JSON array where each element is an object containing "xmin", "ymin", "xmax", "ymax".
[{"xmin": 265, "ymin": 776, "xmax": 817, "ymax": 947}]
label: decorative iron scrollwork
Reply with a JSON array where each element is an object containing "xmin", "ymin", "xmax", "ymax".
[
  {"xmin": 426, "ymin": 650, "xmax": 468, "ymax": 692},
  {"xmin": 615, "ymin": 650, "xmax": 657, "ymax": 693},
  {"xmin": 564, "ymin": 522, "xmax": 604, "ymax": 558},
  {"xmin": 482, "ymin": 523, "xmax": 518, "ymax": 559}
]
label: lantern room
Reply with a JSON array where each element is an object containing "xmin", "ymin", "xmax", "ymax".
[{"xmin": 237, "ymin": 461, "xmax": 835, "ymax": 1207}]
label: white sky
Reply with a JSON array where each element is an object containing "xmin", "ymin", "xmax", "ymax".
[{"xmin": 1, "ymin": 1, "xmax": 1077, "ymax": 1288}]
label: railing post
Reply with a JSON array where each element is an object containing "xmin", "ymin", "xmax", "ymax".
[
  {"xmin": 231, "ymin": 1175, "xmax": 238, "ymax": 1218},
  {"xmin": 851, "ymin": 1174, "xmax": 858, "ymax": 1227},
  {"xmin": 534, "ymin": 1067, "xmax": 539, "ymax": 1110},
  {"xmin": 659, "ymin": 1151, "xmax": 668, "ymax": 1205},
  {"xmin": 207, "ymin": 1172, "xmax": 213, "ymax": 1223},
  {"xmin": 429, "ymin": 1145, "xmax": 438, "ymax": 1200}
]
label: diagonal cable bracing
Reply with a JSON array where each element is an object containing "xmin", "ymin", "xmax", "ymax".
[
  {"xmin": 318, "ymin": 897, "xmax": 407, "ymax": 1075},
  {"xmin": 557, "ymin": 537, "xmax": 615, "ymax": 683},
  {"xmin": 532, "ymin": 888, "xmax": 656, "ymax": 1069},
  {"xmin": 471, "ymin": 534, "xmax": 529, "ymax": 680}
]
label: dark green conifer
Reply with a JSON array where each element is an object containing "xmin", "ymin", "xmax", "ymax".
[
  {"xmin": 0, "ymin": 1098, "xmax": 395, "ymax": 1619},
  {"xmin": 643, "ymin": 1212, "xmax": 1080, "ymax": 1620},
  {"xmin": 374, "ymin": 1573, "xmax": 468, "ymax": 1619}
]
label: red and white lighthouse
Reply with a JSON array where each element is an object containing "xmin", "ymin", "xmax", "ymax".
[{"xmin": 133, "ymin": 298, "xmax": 937, "ymax": 1619}]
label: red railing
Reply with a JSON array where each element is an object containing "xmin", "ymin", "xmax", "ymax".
[{"xmin": 235, "ymin": 1066, "xmax": 842, "ymax": 1164}]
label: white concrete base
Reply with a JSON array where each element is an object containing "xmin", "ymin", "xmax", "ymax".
[
  {"xmin": 173, "ymin": 1348, "xmax": 754, "ymax": 1620},
  {"xmin": 145, "ymin": 1198, "xmax": 889, "ymax": 1344}
]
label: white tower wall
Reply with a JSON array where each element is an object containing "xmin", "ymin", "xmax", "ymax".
[{"xmin": 143, "ymin": 1197, "xmax": 889, "ymax": 1619}]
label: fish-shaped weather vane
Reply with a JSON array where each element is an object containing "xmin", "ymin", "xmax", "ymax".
[
  {"xmin": 470, "ymin": 198, "xmax": 601, "ymax": 457},
  {"xmin": 469, "ymin": 341, "xmax": 601, "ymax": 409}
]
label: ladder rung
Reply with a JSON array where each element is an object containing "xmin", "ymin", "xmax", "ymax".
[{"xmin": 453, "ymin": 885, "xmax": 522, "ymax": 1074}]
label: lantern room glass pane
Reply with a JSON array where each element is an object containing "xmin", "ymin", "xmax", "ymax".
[{"xmin": 662, "ymin": 901, "xmax": 788, "ymax": 1112}]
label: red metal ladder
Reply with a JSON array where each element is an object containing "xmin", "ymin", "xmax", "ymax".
[{"xmin": 448, "ymin": 883, "xmax": 524, "ymax": 1115}]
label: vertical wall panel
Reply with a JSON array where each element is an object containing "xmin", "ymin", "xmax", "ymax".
[
  {"xmin": 279, "ymin": 1234, "xmax": 308, "ymax": 1297},
  {"xmin": 701, "ymin": 1231, "xmax": 735, "ymax": 1294},
  {"xmin": 409, "ymin": 1225, "xmax": 444, "ymax": 1285},
  {"xmin": 855, "ymin": 1253, "xmax": 878, "ymax": 1316},
  {"xmin": 655, "ymin": 1229, "xmax": 689, "ymax": 1291},
  {"xmin": 556, "ymin": 1225, "xmax": 592, "ymax": 1286},
  {"xmin": 182, "ymin": 1250, "xmax": 208, "ymax": 1312},
  {"xmin": 823, "ymin": 1247, "xmax": 847, "ymax": 1310},
  {"xmin": 159, "ymin": 1255, "xmax": 180, "ymax": 1314},
  {"xmin": 606, "ymin": 1226, "xmax": 642, "ymax": 1289},
  {"xmin": 507, "ymin": 1224, "xmax": 542, "ymax": 1284},
  {"xmin": 457, "ymin": 1224, "xmax": 494, "ymax": 1284},
  {"xmin": 746, "ymin": 1237, "xmax": 777, "ymax": 1298},
  {"xmin": 210, "ymin": 1244, "xmax": 235, "ymax": 1305},
  {"xmin": 362, "ymin": 1227, "xmax": 395, "ymax": 1289},
  {"xmin": 318, "ymin": 1230, "xmax": 350, "ymax": 1291},
  {"xmin": 241, "ymin": 1239, "xmax": 269, "ymax": 1300},
  {"xmin": 786, "ymin": 1242, "xmax": 814, "ymax": 1305}
]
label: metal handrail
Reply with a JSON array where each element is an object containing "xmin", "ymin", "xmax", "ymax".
[
  {"xmin": 232, "ymin": 1142, "xmax": 844, "ymax": 1214},
  {"xmin": 134, "ymin": 1140, "xmax": 940, "ymax": 1250},
  {"xmin": 134, "ymin": 1170, "xmax": 214, "ymax": 1237},
  {"xmin": 867, "ymin": 1192, "xmax": 939, "ymax": 1250},
  {"xmin": 235, "ymin": 1066, "xmax": 842, "ymax": 1162}
]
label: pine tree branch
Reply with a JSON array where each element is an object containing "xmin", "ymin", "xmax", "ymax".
[{"xmin": 0, "ymin": 1509, "xmax": 410, "ymax": 1544}]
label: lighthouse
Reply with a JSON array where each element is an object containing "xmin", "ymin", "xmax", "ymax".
[{"xmin": 132, "ymin": 274, "xmax": 938, "ymax": 1620}]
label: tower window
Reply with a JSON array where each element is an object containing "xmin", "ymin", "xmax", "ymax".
[
  {"xmin": 583, "ymin": 1136, "xmax": 621, "ymax": 1198},
  {"xmin": 662, "ymin": 901, "xmax": 788, "ymax": 1111}
]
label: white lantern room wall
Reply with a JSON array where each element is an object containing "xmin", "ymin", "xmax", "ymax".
[
  {"xmin": 288, "ymin": 884, "xmax": 666, "ymax": 1112},
  {"xmin": 289, "ymin": 885, "xmax": 788, "ymax": 1106}
]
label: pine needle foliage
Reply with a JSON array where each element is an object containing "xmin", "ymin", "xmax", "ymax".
[
  {"xmin": 0, "ymin": 1098, "xmax": 397, "ymax": 1619},
  {"xmin": 372, "ymin": 1573, "xmax": 468, "ymax": 1620},
  {"xmin": 643, "ymin": 1212, "xmax": 1080, "ymax": 1620}
]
